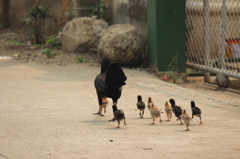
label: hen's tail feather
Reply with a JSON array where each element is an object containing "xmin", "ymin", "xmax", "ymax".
[
  {"xmin": 105, "ymin": 63, "xmax": 127, "ymax": 88},
  {"xmin": 100, "ymin": 56, "xmax": 111, "ymax": 74}
]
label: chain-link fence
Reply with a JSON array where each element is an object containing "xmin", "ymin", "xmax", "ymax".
[{"xmin": 186, "ymin": 0, "xmax": 240, "ymax": 79}]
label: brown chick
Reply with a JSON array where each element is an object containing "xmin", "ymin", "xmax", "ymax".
[
  {"xmin": 147, "ymin": 97, "xmax": 156, "ymax": 111},
  {"xmin": 181, "ymin": 109, "xmax": 191, "ymax": 131},
  {"xmin": 147, "ymin": 97, "xmax": 162, "ymax": 124},
  {"xmin": 164, "ymin": 101, "xmax": 172, "ymax": 121},
  {"xmin": 150, "ymin": 107, "xmax": 163, "ymax": 124},
  {"xmin": 112, "ymin": 105, "xmax": 126, "ymax": 128}
]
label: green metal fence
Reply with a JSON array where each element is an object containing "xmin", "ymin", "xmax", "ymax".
[{"xmin": 148, "ymin": 0, "xmax": 186, "ymax": 73}]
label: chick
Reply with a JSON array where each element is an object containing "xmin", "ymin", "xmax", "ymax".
[
  {"xmin": 164, "ymin": 101, "xmax": 172, "ymax": 121},
  {"xmin": 191, "ymin": 101, "xmax": 203, "ymax": 125},
  {"xmin": 169, "ymin": 99, "xmax": 183, "ymax": 125},
  {"xmin": 147, "ymin": 97, "xmax": 156, "ymax": 110},
  {"xmin": 181, "ymin": 109, "xmax": 191, "ymax": 131},
  {"xmin": 112, "ymin": 105, "xmax": 126, "ymax": 128},
  {"xmin": 149, "ymin": 107, "xmax": 163, "ymax": 124},
  {"xmin": 137, "ymin": 95, "xmax": 145, "ymax": 118},
  {"xmin": 148, "ymin": 97, "xmax": 162, "ymax": 124}
]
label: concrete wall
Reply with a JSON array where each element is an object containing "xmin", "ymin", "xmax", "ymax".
[
  {"xmin": 0, "ymin": 0, "xmax": 10, "ymax": 28},
  {"xmin": 9, "ymin": 0, "xmax": 35, "ymax": 32},
  {"xmin": 71, "ymin": 0, "xmax": 99, "ymax": 17},
  {"xmin": 71, "ymin": 0, "xmax": 148, "ymax": 46},
  {"xmin": 107, "ymin": 0, "xmax": 147, "ymax": 46},
  {"xmin": 0, "ymin": 0, "xmax": 147, "ymax": 45},
  {"xmin": 0, "ymin": 0, "xmax": 73, "ymax": 34}
]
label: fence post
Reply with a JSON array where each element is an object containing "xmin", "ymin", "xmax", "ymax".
[
  {"xmin": 221, "ymin": 0, "xmax": 227, "ymax": 69},
  {"xmin": 147, "ymin": 0, "xmax": 186, "ymax": 73},
  {"xmin": 203, "ymin": 0, "xmax": 210, "ymax": 83}
]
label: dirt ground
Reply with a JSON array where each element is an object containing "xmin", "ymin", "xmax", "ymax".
[
  {"xmin": 1, "ymin": 31, "xmax": 240, "ymax": 159},
  {"xmin": 1, "ymin": 30, "xmax": 240, "ymax": 97}
]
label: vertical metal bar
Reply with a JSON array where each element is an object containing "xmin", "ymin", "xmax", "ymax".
[
  {"xmin": 203, "ymin": 0, "xmax": 210, "ymax": 83},
  {"xmin": 221, "ymin": 0, "xmax": 227, "ymax": 69}
]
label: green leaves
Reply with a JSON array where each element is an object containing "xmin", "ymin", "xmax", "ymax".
[
  {"xmin": 45, "ymin": 34, "xmax": 61, "ymax": 47},
  {"xmin": 29, "ymin": 5, "xmax": 50, "ymax": 19},
  {"xmin": 42, "ymin": 48, "xmax": 59, "ymax": 58},
  {"xmin": 88, "ymin": 1, "xmax": 108, "ymax": 19},
  {"xmin": 23, "ymin": 5, "xmax": 50, "ymax": 44}
]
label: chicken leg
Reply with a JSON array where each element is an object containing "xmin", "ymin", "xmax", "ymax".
[
  {"xmin": 116, "ymin": 120, "xmax": 120, "ymax": 128},
  {"xmin": 159, "ymin": 118, "xmax": 163, "ymax": 124},
  {"xmin": 178, "ymin": 118, "xmax": 183, "ymax": 125},
  {"xmin": 166, "ymin": 114, "xmax": 172, "ymax": 121},
  {"xmin": 93, "ymin": 95, "xmax": 104, "ymax": 116},
  {"xmin": 150, "ymin": 117, "xmax": 155, "ymax": 124},
  {"xmin": 93, "ymin": 105, "xmax": 104, "ymax": 116},
  {"xmin": 199, "ymin": 116, "xmax": 204, "ymax": 125},
  {"xmin": 109, "ymin": 101, "xmax": 117, "ymax": 122}
]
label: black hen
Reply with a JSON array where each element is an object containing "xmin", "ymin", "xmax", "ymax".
[
  {"xmin": 112, "ymin": 105, "xmax": 126, "ymax": 128},
  {"xmin": 169, "ymin": 99, "xmax": 183, "ymax": 125},
  {"xmin": 136, "ymin": 95, "xmax": 145, "ymax": 118},
  {"xmin": 94, "ymin": 57, "xmax": 127, "ymax": 121},
  {"xmin": 191, "ymin": 101, "xmax": 203, "ymax": 125}
]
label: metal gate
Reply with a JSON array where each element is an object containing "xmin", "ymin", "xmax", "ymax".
[{"xmin": 186, "ymin": 0, "xmax": 240, "ymax": 80}]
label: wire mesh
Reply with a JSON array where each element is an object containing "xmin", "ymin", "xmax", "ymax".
[{"xmin": 186, "ymin": 0, "xmax": 240, "ymax": 78}]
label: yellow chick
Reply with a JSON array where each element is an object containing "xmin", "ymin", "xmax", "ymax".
[
  {"xmin": 148, "ymin": 97, "xmax": 162, "ymax": 124},
  {"xmin": 181, "ymin": 109, "xmax": 191, "ymax": 131},
  {"xmin": 164, "ymin": 101, "xmax": 172, "ymax": 121}
]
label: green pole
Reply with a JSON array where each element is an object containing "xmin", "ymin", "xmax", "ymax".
[{"xmin": 147, "ymin": 0, "xmax": 186, "ymax": 73}]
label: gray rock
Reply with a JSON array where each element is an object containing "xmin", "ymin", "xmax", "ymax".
[
  {"xmin": 61, "ymin": 17, "xmax": 108, "ymax": 53},
  {"xmin": 98, "ymin": 24, "xmax": 144, "ymax": 66}
]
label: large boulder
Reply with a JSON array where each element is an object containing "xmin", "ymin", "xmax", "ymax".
[
  {"xmin": 61, "ymin": 17, "xmax": 108, "ymax": 53},
  {"xmin": 98, "ymin": 24, "xmax": 143, "ymax": 66}
]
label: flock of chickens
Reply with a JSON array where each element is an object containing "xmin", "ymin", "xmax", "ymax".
[
  {"xmin": 98, "ymin": 95, "xmax": 203, "ymax": 131},
  {"xmin": 136, "ymin": 96, "xmax": 203, "ymax": 131},
  {"xmin": 94, "ymin": 57, "xmax": 203, "ymax": 130}
]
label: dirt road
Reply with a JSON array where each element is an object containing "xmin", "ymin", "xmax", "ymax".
[{"xmin": 0, "ymin": 61, "xmax": 240, "ymax": 159}]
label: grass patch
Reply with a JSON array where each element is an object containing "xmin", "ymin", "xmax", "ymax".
[
  {"xmin": 5, "ymin": 40, "xmax": 23, "ymax": 45},
  {"xmin": 42, "ymin": 48, "xmax": 59, "ymax": 58},
  {"xmin": 76, "ymin": 56, "xmax": 89, "ymax": 63}
]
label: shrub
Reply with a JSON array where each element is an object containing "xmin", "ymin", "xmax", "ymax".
[
  {"xmin": 45, "ymin": 34, "xmax": 61, "ymax": 47},
  {"xmin": 42, "ymin": 48, "xmax": 59, "ymax": 58},
  {"xmin": 23, "ymin": 5, "xmax": 50, "ymax": 44},
  {"xmin": 89, "ymin": 0, "xmax": 108, "ymax": 19}
]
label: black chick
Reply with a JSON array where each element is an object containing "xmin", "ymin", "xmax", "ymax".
[
  {"xmin": 191, "ymin": 101, "xmax": 203, "ymax": 125},
  {"xmin": 137, "ymin": 95, "xmax": 145, "ymax": 118},
  {"xmin": 94, "ymin": 56, "xmax": 127, "ymax": 121},
  {"xmin": 112, "ymin": 105, "xmax": 126, "ymax": 128},
  {"xmin": 169, "ymin": 99, "xmax": 183, "ymax": 125}
]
